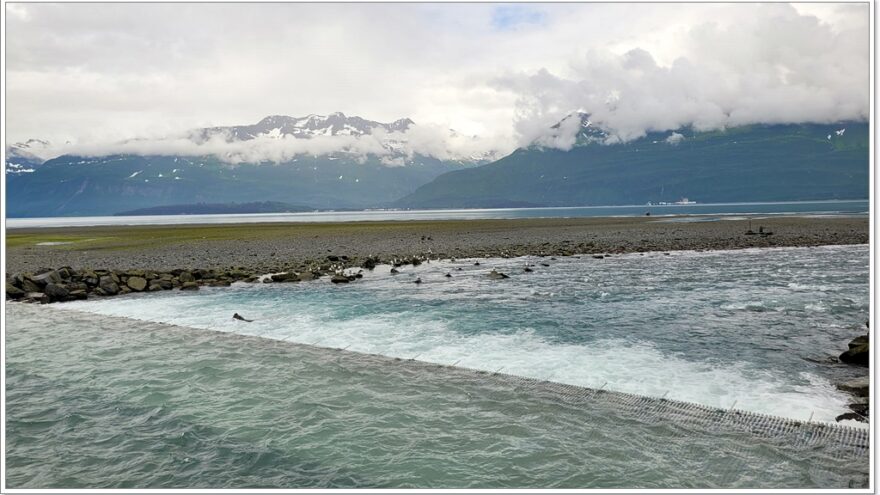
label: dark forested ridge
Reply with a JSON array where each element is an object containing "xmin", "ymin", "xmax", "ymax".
[{"xmin": 396, "ymin": 122, "xmax": 869, "ymax": 208}]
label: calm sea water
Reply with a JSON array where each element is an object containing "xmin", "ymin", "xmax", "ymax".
[
  {"xmin": 6, "ymin": 245, "xmax": 869, "ymax": 488},
  {"xmin": 5, "ymin": 199, "xmax": 869, "ymax": 228}
]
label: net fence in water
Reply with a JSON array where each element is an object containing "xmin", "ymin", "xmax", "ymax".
[
  {"xmin": 23, "ymin": 304, "xmax": 870, "ymax": 463},
  {"xmin": 311, "ymin": 345, "xmax": 870, "ymax": 462}
]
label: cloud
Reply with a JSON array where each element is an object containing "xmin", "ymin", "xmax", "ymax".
[
  {"xmin": 33, "ymin": 123, "xmax": 502, "ymax": 165},
  {"xmin": 5, "ymin": 3, "xmax": 869, "ymax": 158},
  {"xmin": 665, "ymin": 132, "xmax": 684, "ymax": 145},
  {"xmin": 493, "ymin": 4, "xmax": 869, "ymax": 148}
]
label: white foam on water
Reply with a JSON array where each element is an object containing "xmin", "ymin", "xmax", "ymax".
[
  {"xmin": 59, "ymin": 286, "xmax": 855, "ymax": 425},
  {"xmin": 55, "ymin": 245, "xmax": 868, "ymax": 427}
]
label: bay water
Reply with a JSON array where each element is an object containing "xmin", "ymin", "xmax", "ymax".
[{"xmin": 5, "ymin": 199, "xmax": 868, "ymax": 228}]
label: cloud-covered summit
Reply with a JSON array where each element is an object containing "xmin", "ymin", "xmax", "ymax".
[{"xmin": 20, "ymin": 114, "xmax": 502, "ymax": 166}]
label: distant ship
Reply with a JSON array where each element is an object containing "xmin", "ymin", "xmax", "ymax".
[{"xmin": 650, "ymin": 198, "xmax": 697, "ymax": 206}]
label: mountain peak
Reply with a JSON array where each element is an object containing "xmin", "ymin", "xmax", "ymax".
[{"xmin": 195, "ymin": 113, "xmax": 415, "ymax": 143}]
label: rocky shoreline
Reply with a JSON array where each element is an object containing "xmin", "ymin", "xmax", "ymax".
[
  {"xmin": 5, "ymin": 250, "xmax": 474, "ymax": 304},
  {"xmin": 835, "ymin": 321, "xmax": 870, "ymax": 424}
]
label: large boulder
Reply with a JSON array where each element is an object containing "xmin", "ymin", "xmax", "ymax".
[
  {"xmin": 840, "ymin": 343, "xmax": 869, "ymax": 366},
  {"xmin": 331, "ymin": 274, "xmax": 350, "ymax": 284},
  {"xmin": 68, "ymin": 290, "xmax": 88, "ymax": 300},
  {"xmin": 126, "ymin": 276, "xmax": 148, "ymax": 292},
  {"xmin": 227, "ymin": 269, "xmax": 250, "ymax": 279},
  {"xmin": 30, "ymin": 270, "xmax": 62, "ymax": 288},
  {"xmin": 271, "ymin": 272, "xmax": 300, "ymax": 283},
  {"xmin": 179, "ymin": 271, "xmax": 196, "ymax": 283},
  {"xmin": 180, "ymin": 281, "xmax": 199, "ymax": 291},
  {"xmin": 6, "ymin": 283, "xmax": 25, "ymax": 300},
  {"xmin": 849, "ymin": 334, "xmax": 869, "ymax": 348},
  {"xmin": 24, "ymin": 292, "xmax": 49, "ymax": 304},
  {"xmin": 148, "ymin": 279, "xmax": 173, "ymax": 291},
  {"xmin": 837, "ymin": 376, "xmax": 869, "ymax": 397},
  {"xmin": 82, "ymin": 271, "xmax": 100, "ymax": 287},
  {"xmin": 98, "ymin": 276, "xmax": 120, "ymax": 295},
  {"xmin": 44, "ymin": 283, "xmax": 70, "ymax": 302},
  {"xmin": 66, "ymin": 282, "xmax": 88, "ymax": 292},
  {"xmin": 20, "ymin": 278, "xmax": 42, "ymax": 293}
]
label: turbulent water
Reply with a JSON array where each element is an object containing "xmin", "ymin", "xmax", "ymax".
[{"xmin": 6, "ymin": 245, "xmax": 870, "ymax": 488}]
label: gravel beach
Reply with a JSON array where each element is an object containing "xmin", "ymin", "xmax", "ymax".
[{"xmin": 5, "ymin": 215, "xmax": 868, "ymax": 274}]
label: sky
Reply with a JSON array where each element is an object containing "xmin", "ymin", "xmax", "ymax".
[{"xmin": 4, "ymin": 2, "xmax": 871, "ymax": 161}]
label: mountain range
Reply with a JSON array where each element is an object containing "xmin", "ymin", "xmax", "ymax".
[
  {"xmin": 5, "ymin": 112, "xmax": 869, "ymax": 217},
  {"xmin": 398, "ymin": 114, "xmax": 869, "ymax": 208},
  {"xmin": 189, "ymin": 112, "xmax": 415, "ymax": 142},
  {"xmin": 5, "ymin": 114, "xmax": 488, "ymax": 217}
]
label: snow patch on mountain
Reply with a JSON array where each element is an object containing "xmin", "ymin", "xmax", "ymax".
[{"xmin": 5, "ymin": 139, "xmax": 51, "ymax": 175}]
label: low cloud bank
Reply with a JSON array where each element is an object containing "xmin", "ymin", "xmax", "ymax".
[{"xmin": 33, "ymin": 124, "xmax": 506, "ymax": 165}]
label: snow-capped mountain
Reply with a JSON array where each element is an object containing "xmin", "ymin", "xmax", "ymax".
[
  {"xmin": 5, "ymin": 113, "xmax": 500, "ymax": 216},
  {"xmin": 539, "ymin": 111, "xmax": 610, "ymax": 148},
  {"xmin": 5, "ymin": 139, "xmax": 51, "ymax": 175},
  {"xmin": 190, "ymin": 112, "xmax": 415, "ymax": 143}
]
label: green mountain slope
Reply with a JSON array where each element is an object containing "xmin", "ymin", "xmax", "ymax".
[{"xmin": 396, "ymin": 122, "xmax": 869, "ymax": 208}]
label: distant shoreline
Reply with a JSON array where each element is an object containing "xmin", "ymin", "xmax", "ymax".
[
  {"xmin": 5, "ymin": 199, "xmax": 869, "ymax": 229},
  {"xmin": 5, "ymin": 216, "xmax": 868, "ymax": 278}
]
